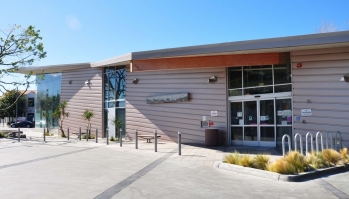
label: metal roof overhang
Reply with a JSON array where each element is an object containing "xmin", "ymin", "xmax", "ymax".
[
  {"xmin": 18, "ymin": 62, "xmax": 91, "ymax": 74},
  {"xmin": 16, "ymin": 30, "xmax": 349, "ymax": 74}
]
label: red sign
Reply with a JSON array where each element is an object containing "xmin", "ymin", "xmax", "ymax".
[{"xmin": 209, "ymin": 121, "xmax": 214, "ymax": 126}]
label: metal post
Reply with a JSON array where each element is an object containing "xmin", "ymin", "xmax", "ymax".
[
  {"xmin": 178, "ymin": 131, "xmax": 181, "ymax": 155},
  {"xmin": 282, "ymin": 134, "xmax": 291, "ymax": 157},
  {"xmin": 154, "ymin": 130, "xmax": 157, "ymax": 152},
  {"xmin": 18, "ymin": 127, "xmax": 20, "ymax": 142},
  {"xmin": 68, "ymin": 127, "xmax": 70, "ymax": 140},
  {"xmin": 86, "ymin": 128, "xmax": 88, "ymax": 141},
  {"xmin": 135, "ymin": 129, "xmax": 138, "ymax": 149},
  {"xmin": 120, "ymin": 129, "xmax": 122, "ymax": 147},
  {"xmin": 106, "ymin": 127, "xmax": 109, "ymax": 145},
  {"xmin": 96, "ymin": 128, "xmax": 98, "ymax": 143},
  {"xmin": 79, "ymin": 127, "xmax": 81, "ymax": 141},
  {"xmin": 44, "ymin": 127, "xmax": 46, "ymax": 142}
]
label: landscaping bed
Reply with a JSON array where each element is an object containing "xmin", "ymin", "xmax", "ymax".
[{"xmin": 214, "ymin": 148, "xmax": 349, "ymax": 182}]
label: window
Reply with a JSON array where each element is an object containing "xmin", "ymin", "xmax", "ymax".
[
  {"xmin": 228, "ymin": 64, "xmax": 292, "ymax": 96},
  {"xmin": 28, "ymin": 98, "xmax": 34, "ymax": 107}
]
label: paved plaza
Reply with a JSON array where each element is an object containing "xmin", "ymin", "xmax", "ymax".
[{"xmin": 0, "ymin": 127, "xmax": 348, "ymax": 199}]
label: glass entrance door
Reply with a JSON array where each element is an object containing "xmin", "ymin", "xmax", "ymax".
[{"xmin": 231, "ymin": 98, "xmax": 276, "ymax": 147}]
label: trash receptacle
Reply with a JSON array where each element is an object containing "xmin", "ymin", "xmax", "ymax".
[{"xmin": 205, "ymin": 129, "xmax": 219, "ymax": 146}]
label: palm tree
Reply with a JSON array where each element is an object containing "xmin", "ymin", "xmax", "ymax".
[{"xmin": 83, "ymin": 109, "xmax": 94, "ymax": 136}]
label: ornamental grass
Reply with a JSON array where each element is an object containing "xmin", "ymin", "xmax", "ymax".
[
  {"xmin": 322, "ymin": 149, "xmax": 344, "ymax": 166},
  {"xmin": 223, "ymin": 148, "xmax": 348, "ymax": 175},
  {"xmin": 305, "ymin": 152, "xmax": 328, "ymax": 170},
  {"xmin": 252, "ymin": 155, "xmax": 270, "ymax": 170},
  {"xmin": 238, "ymin": 155, "xmax": 253, "ymax": 167},
  {"xmin": 223, "ymin": 151, "xmax": 240, "ymax": 164}
]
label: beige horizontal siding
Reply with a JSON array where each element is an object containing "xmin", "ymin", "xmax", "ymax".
[
  {"xmin": 291, "ymin": 46, "xmax": 349, "ymax": 147},
  {"xmin": 60, "ymin": 68, "xmax": 103, "ymax": 136},
  {"xmin": 126, "ymin": 67, "xmax": 227, "ymax": 144}
]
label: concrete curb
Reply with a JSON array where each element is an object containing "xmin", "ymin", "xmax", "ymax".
[{"xmin": 213, "ymin": 161, "xmax": 349, "ymax": 182}]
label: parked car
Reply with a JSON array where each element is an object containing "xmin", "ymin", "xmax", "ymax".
[{"xmin": 11, "ymin": 121, "xmax": 34, "ymax": 128}]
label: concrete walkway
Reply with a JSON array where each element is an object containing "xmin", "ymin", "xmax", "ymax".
[{"xmin": 0, "ymin": 127, "xmax": 348, "ymax": 199}]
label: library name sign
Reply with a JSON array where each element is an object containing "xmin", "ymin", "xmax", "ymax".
[{"xmin": 146, "ymin": 93, "xmax": 190, "ymax": 104}]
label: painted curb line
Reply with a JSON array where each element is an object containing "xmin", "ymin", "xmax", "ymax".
[{"xmin": 213, "ymin": 161, "xmax": 349, "ymax": 182}]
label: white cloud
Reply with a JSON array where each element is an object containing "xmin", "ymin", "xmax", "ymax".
[{"xmin": 66, "ymin": 15, "xmax": 81, "ymax": 31}]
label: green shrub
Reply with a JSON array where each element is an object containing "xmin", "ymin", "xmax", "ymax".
[
  {"xmin": 238, "ymin": 155, "xmax": 253, "ymax": 167},
  {"xmin": 223, "ymin": 151, "xmax": 240, "ymax": 164},
  {"xmin": 82, "ymin": 134, "xmax": 95, "ymax": 139},
  {"xmin": 267, "ymin": 160, "xmax": 297, "ymax": 175},
  {"xmin": 283, "ymin": 151, "xmax": 306, "ymax": 173},
  {"xmin": 252, "ymin": 155, "xmax": 270, "ymax": 170},
  {"xmin": 323, "ymin": 149, "xmax": 344, "ymax": 165},
  {"xmin": 110, "ymin": 136, "xmax": 115, "ymax": 141}
]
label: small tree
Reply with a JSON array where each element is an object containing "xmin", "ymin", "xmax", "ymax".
[
  {"xmin": 110, "ymin": 117, "xmax": 123, "ymax": 139},
  {"xmin": 52, "ymin": 101, "xmax": 69, "ymax": 137},
  {"xmin": 42, "ymin": 109, "xmax": 51, "ymax": 133},
  {"xmin": 83, "ymin": 109, "xmax": 94, "ymax": 136}
]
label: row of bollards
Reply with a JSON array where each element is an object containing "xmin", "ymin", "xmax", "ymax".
[{"xmin": 41, "ymin": 126, "xmax": 182, "ymax": 156}]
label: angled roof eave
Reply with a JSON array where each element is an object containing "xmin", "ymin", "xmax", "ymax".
[
  {"xmin": 132, "ymin": 30, "xmax": 349, "ymax": 60},
  {"xmin": 18, "ymin": 62, "xmax": 91, "ymax": 74},
  {"xmin": 91, "ymin": 53, "xmax": 132, "ymax": 68}
]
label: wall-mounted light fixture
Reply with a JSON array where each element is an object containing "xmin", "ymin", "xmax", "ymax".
[
  {"xmin": 339, "ymin": 74, "xmax": 349, "ymax": 82},
  {"xmin": 132, "ymin": 78, "xmax": 139, "ymax": 84},
  {"xmin": 207, "ymin": 76, "xmax": 217, "ymax": 83},
  {"xmin": 68, "ymin": 80, "xmax": 73, "ymax": 85},
  {"xmin": 85, "ymin": 80, "xmax": 91, "ymax": 85}
]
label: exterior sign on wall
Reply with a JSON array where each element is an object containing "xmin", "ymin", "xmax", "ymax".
[
  {"xmin": 146, "ymin": 93, "xmax": 189, "ymax": 104},
  {"xmin": 211, "ymin": 111, "xmax": 218, "ymax": 116},
  {"xmin": 201, "ymin": 121, "xmax": 209, "ymax": 128},
  {"xmin": 301, "ymin": 109, "xmax": 312, "ymax": 116},
  {"xmin": 296, "ymin": 116, "xmax": 301, "ymax": 121},
  {"xmin": 202, "ymin": 116, "xmax": 206, "ymax": 121}
]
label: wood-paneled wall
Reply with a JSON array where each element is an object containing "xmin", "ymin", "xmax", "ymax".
[
  {"xmin": 132, "ymin": 52, "xmax": 289, "ymax": 72},
  {"xmin": 61, "ymin": 68, "xmax": 103, "ymax": 136},
  {"xmin": 291, "ymin": 46, "xmax": 349, "ymax": 147},
  {"xmin": 125, "ymin": 67, "xmax": 227, "ymax": 144}
]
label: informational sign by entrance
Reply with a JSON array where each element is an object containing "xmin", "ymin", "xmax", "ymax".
[
  {"xmin": 301, "ymin": 109, "xmax": 312, "ymax": 116},
  {"xmin": 201, "ymin": 121, "xmax": 209, "ymax": 128},
  {"xmin": 211, "ymin": 111, "xmax": 218, "ymax": 117}
]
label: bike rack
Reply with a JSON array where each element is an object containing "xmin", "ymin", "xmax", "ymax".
[
  {"xmin": 294, "ymin": 133, "xmax": 303, "ymax": 155},
  {"xmin": 325, "ymin": 131, "xmax": 333, "ymax": 149},
  {"xmin": 335, "ymin": 131, "xmax": 343, "ymax": 150},
  {"xmin": 305, "ymin": 132, "xmax": 314, "ymax": 154},
  {"xmin": 315, "ymin": 131, "xmax": 324, "ymax": 154},
  {"xmin": 282, "ymin": 134, "xmax": 291, "ymax": 157}
]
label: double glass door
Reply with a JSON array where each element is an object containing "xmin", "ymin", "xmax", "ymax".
[
  {"xmin": 231, "ymin": 99, "xmax": 276, "ymax": 147},
  {"xmin": 231, "ymin": 97, "xmax": 292, "ymax": 147}
]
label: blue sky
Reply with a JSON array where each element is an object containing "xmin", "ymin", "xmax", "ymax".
[{"xmin": 1, "ymin": 0, "xmax": 349, "ymax": 89}]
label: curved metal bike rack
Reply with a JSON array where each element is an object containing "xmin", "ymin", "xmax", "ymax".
[
  {"xmin": 325, "ymin": 131, "xmax": 333, "ymax": 149},
  {"xmin": 315, "ymin": 131, "xmax": 324, "ymax": 153},
  {"xmin": 282, "ymin": 134, "xmax": 291, "ymax": 157},
  {"xmin": 306, "ymin": 132, "xmax": 314, "ymax": 154},
  {"xmin": 335, "ymin": 131, "xmax": 343, "ymax": 150},
  {"xmin": 294, "ymin": 133, "xmax": 303, "ymax": 155}
]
